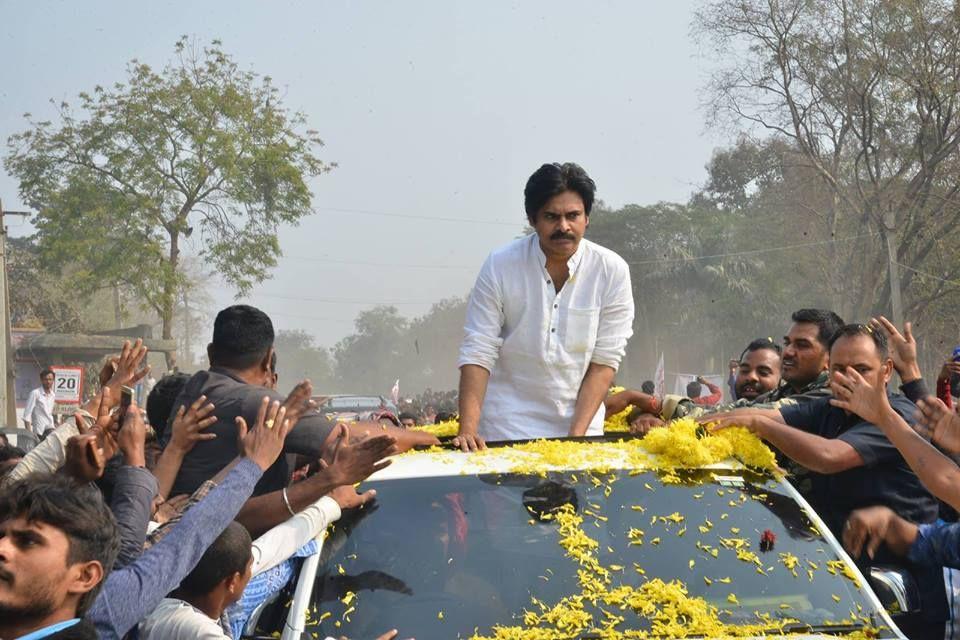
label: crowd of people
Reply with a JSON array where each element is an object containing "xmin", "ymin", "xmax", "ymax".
[
  {"xmin": 4, "ymin": 160, "xmax": 960, "ymax": 639},
  {"xmin": 0, "ymin": 305, "xmax": 438, "ymax": 639}
]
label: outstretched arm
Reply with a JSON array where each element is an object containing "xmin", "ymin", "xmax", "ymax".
[{"xmin": 712, "ymin": 413, "xmax": 862, "ymax": 474}]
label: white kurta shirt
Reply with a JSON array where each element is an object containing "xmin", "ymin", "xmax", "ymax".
[
  {"xmin": 458, "ymin": 234, "xmax": 634, "ymax": 441},
  {"xmin": 24, "ymin": 386, "xmax": 56, "ymax": 436}
]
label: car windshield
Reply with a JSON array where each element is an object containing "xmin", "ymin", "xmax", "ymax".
[{"xmin": 308, "ymin": 467, "xmax": 886, "ymax": 639}]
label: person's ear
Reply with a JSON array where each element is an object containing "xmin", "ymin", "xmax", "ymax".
[
  {"xmin": 67, "ymin": 560, "xmax": 104, "ymax": 599},
  {"xmin": 260, "ymin": 347, "xmax": 275, "ymax": 373},
  {"xmin": 206, "ymin": 343, "xmax": 215, "ymax": 366},
  {"xmin": 225, "ymin": 571, "xmax": 244, "ymax": 596},
  {"xmin": 882, "ymin": 358, "xmax": 894, "ymax": 384}
]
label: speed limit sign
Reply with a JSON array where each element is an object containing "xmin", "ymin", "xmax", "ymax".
[{"xmin": 51, "ymin": 366, "xmax": 84, "ymax": 404}]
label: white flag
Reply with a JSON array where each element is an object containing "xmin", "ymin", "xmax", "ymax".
[
  {"xmin": 390, "ymin": 378, "xmax": 400, "ymax": 406},
  {"xmin": 654, "ymin": 353, "xmax": 665, "ymax": 399}
]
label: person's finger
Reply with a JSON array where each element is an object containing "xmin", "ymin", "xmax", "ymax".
[
  {"xmin": 264, "ymin": 400, "xmax": 282, "ymax": 428},
  {"xmin": 174, "ymin": 404, "xmax": 187, "ymax": 422},
  {"xmin": 274, "ymin": 406, "xmax": 290, "ymax": 437},
  {"xmin": 375, "ymin": 630, "xmax": 399, "ymax": 640},
  {"xmin": 356, "ymin": 489, "xmax": 378, "ymax": 505},
  {"xmin": 130, "ymin": 364, "xmax": 151, "ymax": 385},
  {"xmin": 197, "ymin": 415, "xmax": 218, "ymax": 430},
  {"xmin": 194, "ymin": 402, "xmax": 216, "ymax": 421},
  {"xmin": 844, "ymin": 366, "xmax": 869, "ymax": 387},
  {"xmin": 329, "ymin": 424, "xmax": 348, "ymax": 462},
  {"xmin": 118, "ymin": 340, "xmax": 132, "ymax": 367},
  {"xmin": 844, "ymin": 521, "xmax": 864, "ymax": 558},
  {"xmin": 876, "ymin": 316, "xmax": 901, "ymax": 340},
  {"xmin": 189, "ymin": 395, "xmax": 209, "ymax": 414},
  {"xmin": 903, "ymin": 321, "xmax": 914, "ymax": 344},
  {"xmin": 74, "ymin": 411, "xmax": 90, "ymax": 434},
  {"xmin": 865, "ymin": 530, "xmax": 883, "ymax": 560},
  {"xmin": 370, "ymin": 459, "xmax": 393, "ymax": 474},
  {"xmin": 97, "ymin": 387, "xmax": 113, "ymax": 422},
  {"xmin": 235, "ymin": 416, "xmax": 249, "ymax": 443},
  {"xmin": 254, "ymin": 396, "xmax": 270, "ymax": 429},
  {"xmin": 829, "ymin": 398, "xmax": 852, "ymax": 411}
]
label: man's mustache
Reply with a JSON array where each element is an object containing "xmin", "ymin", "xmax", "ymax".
[{"xmin": 550, "ymin": 231, "xmax": 576, "ymax": 241}]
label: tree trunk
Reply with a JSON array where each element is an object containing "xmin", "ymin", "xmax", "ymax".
[
  {"xmin": 162, "ymin": 230, "xmax": 180, "ymax": 371},
  {"xmin": 882, "ymin": 209, "xmax": 904, "ymax": 326}
]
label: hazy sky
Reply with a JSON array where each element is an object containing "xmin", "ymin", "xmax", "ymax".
[{"xmin": 0, "ymin": 1, "xmax": 722, "ymax": 349}]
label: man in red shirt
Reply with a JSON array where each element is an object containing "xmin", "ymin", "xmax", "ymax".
[{"xmin": 687, "ymin": 376, "xmax": 722, "ymax": 406}]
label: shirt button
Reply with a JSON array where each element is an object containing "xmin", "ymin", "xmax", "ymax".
[
  {"xmin": 551, "ymin": 328, "xmax": 556, "ymax": 333},
  {"xmin": 554, "ymin": 304, "xmax": 558, "ymax": 309}
]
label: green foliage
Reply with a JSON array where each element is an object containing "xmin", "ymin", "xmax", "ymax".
[
  {"xmin": 4, "ymin": 37, "xmax": 332, "ymax": 340},
  {"xmin": 330, "ymin": 298, "xmax": 466, "ymax": 395},
  {"xmin": 273, "ymin": 329, "xmax": 336, "ymax": 391}
]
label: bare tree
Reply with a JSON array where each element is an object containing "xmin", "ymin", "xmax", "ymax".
[{"xmin": 695, "ymin": 0, "xmax": 960, "ymax": 323}]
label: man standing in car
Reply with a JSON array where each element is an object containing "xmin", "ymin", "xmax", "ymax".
[{"xmin": 454, "ymin": 163, "xmax": 634, "ymax": 450}]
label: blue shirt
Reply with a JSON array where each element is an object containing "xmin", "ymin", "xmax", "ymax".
[
  {"xmin": 16, "ymin": 619, "xmax": 80, "ymax": 640},
  {"xmin": 910, "ymin": 521, "xmax": 960, "ymax": 569},
  {"xmin": 779, "ymin": 394, "xmax": 938, "ymax": 537}
]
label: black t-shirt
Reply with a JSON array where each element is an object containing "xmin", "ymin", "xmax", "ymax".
[
  {"xmin": 165, "ymin": 368, "xmax": 335, "ymax": 497},
  {"xmin": 779, "ymin": 394, "xmax": 938, "ymax": 538}
]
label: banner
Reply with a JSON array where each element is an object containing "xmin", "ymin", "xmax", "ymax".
[
  {"xmin": 654, "ymin": 353, "xmax": 665, "ymax": 398},
  {"xmin": 51, "ymin": 366, "xmax": 84, "ymax": 404},
  {"xmin": 390, "ymin": 378, "xmax": 400, "ymax": 406}
]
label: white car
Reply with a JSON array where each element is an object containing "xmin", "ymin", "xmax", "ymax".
[{"xmin": 255, "ymin": 432, "xmax": 910, "ymax": 639}]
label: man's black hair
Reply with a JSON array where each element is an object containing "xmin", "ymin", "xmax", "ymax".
[
  {"xmin": 398, "ymin": 412, "xmax": 417, "ymax": 422},
  {"xmin": 0, "ymin": 473, "xmax": 120, "ymax": 614},
  {"xmin": 686, "ymin": 380, "xmax": 702, "ymax": 398},
  {"xmin": 828, "ymin": 323, "xmax": 889, "ymax": 359},
  {"xmin": 177, "ymin": 521, "xmax": 252, "ymax": 597},
  {"xmin": 435, "ymin": 412, "xmax": 456, "ymax": 424},
  {"xmin": 39, "ymin": 368, "xmax": 53, "ymax": 378},
  {"xmin": 524, "ymin": 163, "xmax": 596, "ymax": 224},
  {"xmin": 790, "ymin": 309, "xmax": 845, "ymax": 348},
  {"xmin": 640, "ymin": 380, "xmax": 655, "ymax": 395},
  {"xmin": 739, "ymin": 338, "xmax": 783, "ymax": 363},
  {"xmin": 210, "ymin": 305, "xmax": 275, "ymax": 370},
  {"xmin": 0, "ymin": 445, "xmax": 25, "ymax": 463},
  {"xmin": 146, "ymin": 372, "xmax": 191, "ymax": 430}
]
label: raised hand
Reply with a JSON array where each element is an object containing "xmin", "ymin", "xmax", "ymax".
[
  {"xmin": 236, "ymin": 397, "xmax": 293, "ymax": 471},
  {"xmin": 916, "ymin": 396, "xmax": 960, "ymax": 455},
  {"xmin": 168, "ymin": 395, "xmax": 218, "ymax": 454},
  {"xmin": 281, "ymin": 379, "xmax": 318, "ymax": 425},
  {"xmin": 117, "ymin": 397, "xmax": 148, "ymax": 467},
  {"xmin": 938, "ymin": 361, "xmax": 960, "ymax": 381},
  {"xmin": 66, "ymin": 394, "xmax": 119, "ymax": 482},
  {"xmin": 828, "ymin": 367, "xmax": 889, "ymax": 425},
  {"xmin": 101, "ymin": 339, "xmax": 151, "ymax": 410},
  {"xmin": 323, "ymin": 424, "xmax": 398, "ymax": 486},
  {"xmin": 870, "ymin": 316, "xmax": 919, "ymax": 382},
  {"xmin": 842, "ymin": 506, "xmax": 895, "ymax": 560}
]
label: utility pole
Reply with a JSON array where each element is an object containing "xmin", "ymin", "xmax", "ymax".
[{"xmin": 0, "ymin": 201, "xmax": 28, "ymax": 427}]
